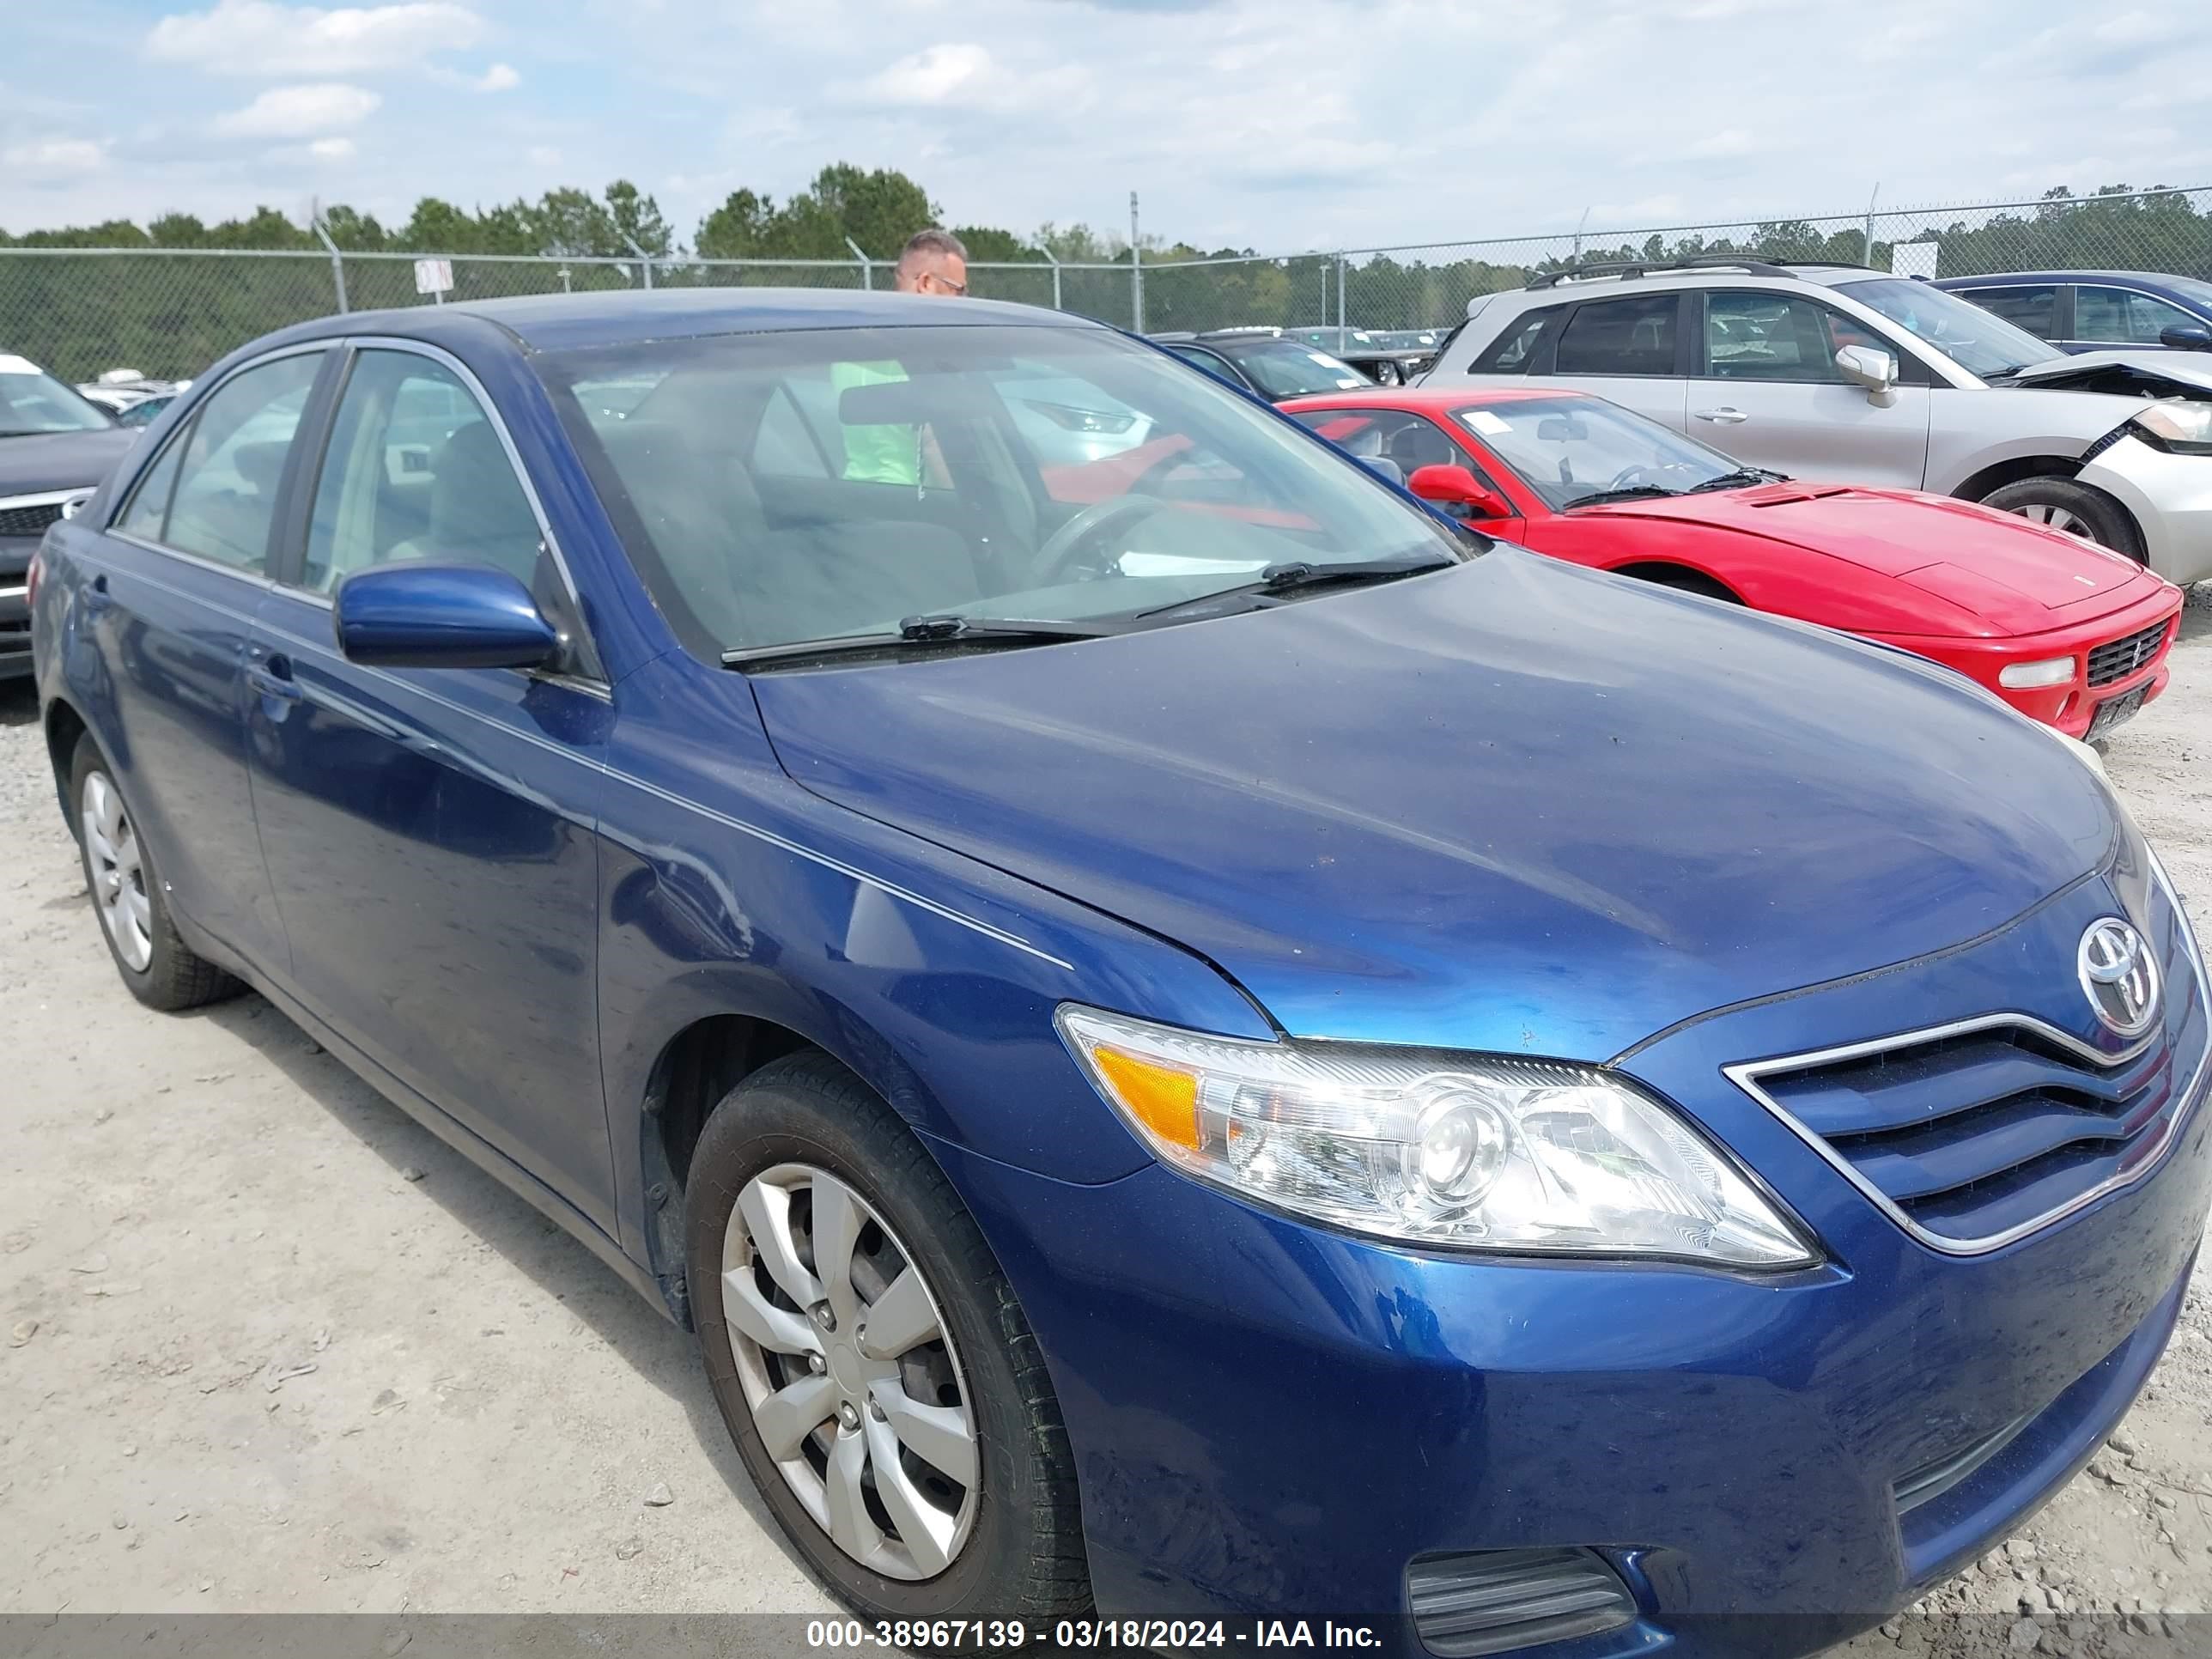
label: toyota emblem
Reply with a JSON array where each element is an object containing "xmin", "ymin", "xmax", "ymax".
[{"xmin": 2078, "ymin": 918, "xmax": 2160, "ymax": 1039}]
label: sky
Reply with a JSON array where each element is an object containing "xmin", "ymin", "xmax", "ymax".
[{"xmin": 4, "ymin": 0, "xmax": 2212, "ymax": 254}]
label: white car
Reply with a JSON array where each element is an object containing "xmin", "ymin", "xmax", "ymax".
[{"xmin": 1425, "ymin": 258, "xmax": 2212, "ymax": 583}]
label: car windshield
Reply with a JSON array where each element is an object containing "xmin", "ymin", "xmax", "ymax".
[
  {"xmin": 1220, "ymin": 340, "xmax": 1373, "ymax": 398},
  {"xmin": 538, "ymin": 323, "xmax": 1465, "ymax": 660},
  {"xmin": 2155, "ymin": 276, "xmax": 2212, "ymax": 312},
  {"xmin": 1833, "ymin": 278, "xmax": 2061, "ymax": 380},
  {"xmin": 1454, "ymin": 395, "xmax": 1746, "ymax": 509},
  {"xmin": 0, "ymin": 356, "xmax": 114, "ymax": 434}
]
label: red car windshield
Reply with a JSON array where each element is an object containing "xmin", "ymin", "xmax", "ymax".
[{"xmin": 1453, "ymin": 397, "xmax": 1748, "ymax": 511}]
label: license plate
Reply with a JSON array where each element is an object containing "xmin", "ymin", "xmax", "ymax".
[{"xmin": 2087, "ymin": 684, "xmax": 2149, "ymax": 739}]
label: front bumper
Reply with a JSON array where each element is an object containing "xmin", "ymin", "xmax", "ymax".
[
  {"xmin": 2081, "ymin": 433, "xmax": 2212, "ymax": 586},
  {"xmin": 938, "ymin": 869, "xmax": 2212, "ymax": 1658},
  {"xmin": 1863, "ymin": 586, "xmax": 2181, "ymax": 738},
  {"xmin": 0, "ymin": 535, "xmax": 33, "ymax": 680}
]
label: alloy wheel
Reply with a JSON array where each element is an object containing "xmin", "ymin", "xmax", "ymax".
[
  {"xmin": 82, "ymin": 771, "xmax": 152, "ymax": 973},
  {"xmin": 720, "ymin": 1163, "xmax": 979, "ymax": 1580},
  {"xmin": 2009, "ymin": 501, "xmax": 2094, "ymax": 540}
]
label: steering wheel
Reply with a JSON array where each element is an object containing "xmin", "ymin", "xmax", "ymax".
[
  {"xmin": 1035, "ymin": 493, "xmax": 1173, "ymax": 583},
  {"xmin": 1608, "ymin": 461, "xmax": 1706, "ymax": 491}
]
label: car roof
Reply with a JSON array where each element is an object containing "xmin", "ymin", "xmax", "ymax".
[
  {"xmin": 1932, "ymin": 270, "xmax": 2191, "ymax": 287},
  {"xmin": 264, "ymin": 288, "xmax": 1099, "ymax": 356},
  {"xmin": 1279, "ymin": 386, "xmax": 1588, "ymax": 413}
]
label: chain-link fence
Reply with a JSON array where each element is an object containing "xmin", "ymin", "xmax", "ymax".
[{"xmin": 9, "ymin": 185, "xmax": 2212, "ymax": 384}]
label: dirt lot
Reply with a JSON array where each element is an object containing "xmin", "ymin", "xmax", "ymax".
[{"xmin": 7, "ymin": 605, "xmax": 2212, "ymax": 1657}]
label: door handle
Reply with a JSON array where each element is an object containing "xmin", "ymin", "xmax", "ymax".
[
  {"xmin": 83, "ymin": 573, "xmax": 113, "ymax": 614},
  {"xmin": 247, "ymin": 653, "xmax": 302, "ymax": 703},
  {"xmin": 1693, "ymin": 407, "xmax": 1749, "ymax": 424}
]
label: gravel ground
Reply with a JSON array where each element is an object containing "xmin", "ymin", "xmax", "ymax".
[{"xmin": 6, "ymin": 604, "xmax": 2212, "ymax": 1656}]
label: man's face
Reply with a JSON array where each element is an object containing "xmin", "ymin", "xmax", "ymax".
[{"xmin": 899, "ymin": 252, "xmax": 968, "ymax": 297}]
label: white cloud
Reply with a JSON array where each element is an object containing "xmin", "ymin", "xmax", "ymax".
[
  {"xmin": 527, "ymin": 144, "xmax": 562, "ymax": 167},
  {"xmin": 214, "ymin": 82, "xmax": 381, "ymax": 138},
  {"xmin": 860, "ymin": 42, "xmax": 993, "ymax": 105},
  {"xmin": 147, "ymin": 0, "xmax": 483, "ymax": 76},
  {"xmin": 477, "ymin": 62, "xmax": 520, "ymax": 91},
  {"xmin": 309, "ymin": 136, "xmax": 356, "ymax": 159},
  {"xmin": 1686, "ymin": 129, "xmax": 1756, "ymax": 160},
  {"xmin": 0, "ymin": 138, "xmax": 107, "ymax": 179}
]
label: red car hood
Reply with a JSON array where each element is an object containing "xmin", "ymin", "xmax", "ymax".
[{"xmin": 1578, "ymin": 483, "xmax": 2165, "ymax": 631}]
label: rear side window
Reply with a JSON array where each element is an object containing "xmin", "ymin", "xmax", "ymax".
[
  {"xmin": 161, "ymin": 352, "xmax": 323, "ymax": 573},
  {"xmin": 1470, "ymin": 307, "xmax": 1563, "ymax": 374},
  {"xmin": 1553, "ymin": 295, "xmax": 1679, "ymax": 377},
  {"xmin": 1958, "ymin": 285, "xmax": 2057, "ymax": 337},
  {"xmin": 117, "ymin": 435, "xmax": 185, "ymax": 539}
]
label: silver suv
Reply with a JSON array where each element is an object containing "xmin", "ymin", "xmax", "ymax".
[{"xmin": 1425, "ymin": 258, "xmax": 2212, "ymax": 583}]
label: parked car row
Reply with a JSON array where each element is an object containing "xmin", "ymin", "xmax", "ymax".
[{"xmin": 22, "ymin": 283, "xmax": 2212, "ymax": 1659}]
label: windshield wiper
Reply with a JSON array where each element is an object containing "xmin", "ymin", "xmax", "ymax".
[
  {"xmin": 1684, "ymin": 467, "xmax": 1786, "ymax": 494},
  {"xmin": 1563, "ymin": 484, "xmax": 1682, "ymax": 508},
  {"xmin": 721, "ymin": 615, "xmax": 1122, "ymax": 669},
  {"xmin": 1133, "ymin": 555, "xmax": 1455, "ymax": 623}
]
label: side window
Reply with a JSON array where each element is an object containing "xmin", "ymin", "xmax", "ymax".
[
  {"xmin": 1960, "ymin": 285, "xmax": 2057, "ymax": 337},
  {"xmin": 117, "ymin": 433, "xmax": 186, "ymax": 538},
  {"xmin": 303, "ymin": 350, "xmax": 541, "ymax": 593},
  {"xmin": 2074, "ymin": 287, "xmax": 2197, "ymax": 346},
  {"xmin": 751, "ymin": 386, "xmax": 833, "ymax": 480},
  {"xmin": 1471, "ymin": 307, "xmax": 1562, "ymax": 374},
  {"xmin": 1287, "ymin": 409, "xmax": 1486, "ymax": 483},
  {"xmin": 162, "ymin": 352, "xmax": 323, "ymax": 572},
  {"xmin": 1553, "ymin": 295, "xmax": 1679, "ymax": 377},
  {"xmin": 1699, "ymin": 293, "xmax": 1855, "ymax": 382},
  {"xmin": 1169, "ymin": 345, "xmax": 1240, "ymax": 384}
]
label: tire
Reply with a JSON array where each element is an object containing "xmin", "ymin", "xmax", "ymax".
[
  {"xmin": 69, "ymin": 736, "xmax": 241, "ymax": 1012},
  {"xmin": 1978, "ymin": 477, "xmax": 2145, "ymax": 561},
  {"xmin": 685, "ymin": 1053, "xmax": 1090, "ymax": 1623},
  {"xmin": 1629, "ymin": 566, "xmax": 1742, "ymax": 604}
]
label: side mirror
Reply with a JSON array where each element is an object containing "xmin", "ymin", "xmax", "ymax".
[
  {"xmin": 334, "ymin": 562, "xmax": 561, "ymax": 671},
  {"xmin": 2160, "ymin": 323, "xmax": 2212, "ymax": 352},
  {"xmin": 1407, "ymin": 463, "xmax": 1512, "ymax": 520},
  {"xmin": 1834, "ymin": 343, "xmax": 1899, "ymax": 404}
]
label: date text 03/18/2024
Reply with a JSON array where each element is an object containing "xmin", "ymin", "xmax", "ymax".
[{"xmin": 805, "ymin": 1620, "xmax": 1383, "ymax": 1649}]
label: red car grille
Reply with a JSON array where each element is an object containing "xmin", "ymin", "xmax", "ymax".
[{"xmin": 2087, "ymin": 619, "xmax": 2172, "ymax": 689}]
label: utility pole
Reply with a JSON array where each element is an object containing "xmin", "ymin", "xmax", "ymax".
[
  {"xmin": 1864, "ymin": 182, "xmax": 1881, "ymax": 269},
  {"xmin": 1130, "ymin": 191, "xmax": 1143, "ymax": 333}
]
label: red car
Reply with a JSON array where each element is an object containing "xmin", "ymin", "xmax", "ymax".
[{"xmin": 1280, "ymin": 386, "xmax": 2181, "ymax": 739}]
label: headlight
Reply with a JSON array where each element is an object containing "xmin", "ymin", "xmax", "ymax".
[
  {"xmin": 1056, "ymin": 1006, "xmax": 1815, "ymax": 1268},
  {"xmin": 2130, "ymin": 401, "xmax": 2212, "ymax": 455},
  {"xmin": 1998, "ymin": 655, "xmax": 2075, "ymax": 689}
]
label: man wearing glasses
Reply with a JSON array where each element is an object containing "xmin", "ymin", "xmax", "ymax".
[{"xmin": 837, "ymin": 228, "xmax": 969, "ymax": 483}]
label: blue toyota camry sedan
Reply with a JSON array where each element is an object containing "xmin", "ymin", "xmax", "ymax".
[{"xmin": 28, "ymin": 289, "xmax": 2212, "ymax": 1656}]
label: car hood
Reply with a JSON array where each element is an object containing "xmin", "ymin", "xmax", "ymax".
[
  {"xmin": 2010, "ymin": 350, "xmax": 2212, "ymax": 401},
  {"xmin": 1578, "ymin": 483, "xmax": 2164, "ymax": 625},
  {"xmin": 0, "ymin": 427, "xmax": 137, "ymax": 501},
  {"xmin": 750, "ymin": 550, "xmax": 2115, "ymax": 1061}
]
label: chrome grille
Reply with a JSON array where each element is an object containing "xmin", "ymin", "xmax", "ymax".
[
  {"xmin": 1727, "ymin": 911, "xmax": 2207, "ymax": 1254},
  {"xmin": 2087, "ymin": 619, "xmax": 2171, "ymax": 688},
  {"xmin": 0, "ymin": 501, "xmax": 64, "ymax": 538}
]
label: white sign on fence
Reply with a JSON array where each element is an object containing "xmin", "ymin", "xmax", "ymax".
[
  {"xmin": 1891, "ymin": 242, "xmax": 1940, "ymax": 280},
  {"xmin": 413, "ymin": 258, "xmax": 454, "ymax": 295}
]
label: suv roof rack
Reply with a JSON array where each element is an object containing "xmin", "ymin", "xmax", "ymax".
[
  {"xmin": 1528, "ymin": 255, "xmax": 1802, "ymax": 289},
  {"xmin": 1196, "ymin": 325, "xmax": 1284, "ymax": 339}
]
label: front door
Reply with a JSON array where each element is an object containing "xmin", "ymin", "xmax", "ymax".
[
  {"xmin": 1688, "ymin": 290, "xmax": 1932, "ymax": 487},
  {"xmin": 245, "ymin": 343, "xmax": 617, "ymax": 1231}
]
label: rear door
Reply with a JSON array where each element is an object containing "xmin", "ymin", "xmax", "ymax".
[
  {"xmin": 73, "ymin": 347, "xmax": 331, "ymax": 969},
  {"xmin": 1686, "ymin": 289, "xmax": 1932, "ymax": 487},
  {"xmin": 245, "ymin": 341, "xmax": 618, "ymax": 1231},
  {"xmin": 1535, "ymin": 292, "xmax": 1691, "ymax": 434}
]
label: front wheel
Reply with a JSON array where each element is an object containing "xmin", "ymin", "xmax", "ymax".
[
  {"xmin": 1978, "ymin": 477, "xmax": 2144, "ymax": 561},
  {"xmin": 685, "ymin": 1054, "xmax": 1091, "ymax": 1621}
]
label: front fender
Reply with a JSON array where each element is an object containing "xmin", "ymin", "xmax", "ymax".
[{"xmin": 595, "ymin": 653, "xmax": 1273, "ymax": 1267}]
